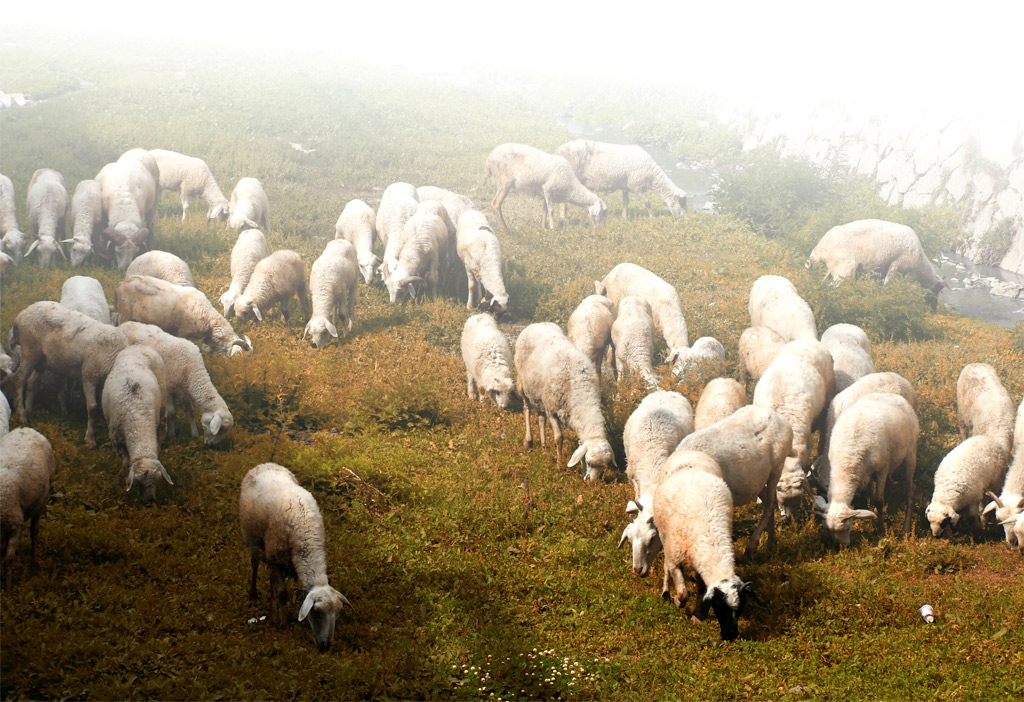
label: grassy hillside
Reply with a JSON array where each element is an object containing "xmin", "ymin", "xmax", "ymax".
[{"xmin": 1, "ymin": 29, "xmax": 1021, "ymax": 701}]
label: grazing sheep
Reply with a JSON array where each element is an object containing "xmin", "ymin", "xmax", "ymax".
[
  {"xmin": 220, "ymin": 229, "xmax": 270, "ymax": 318},
  {"xmin": 375, "ymin": 181, "xmax": 419, "ymax": 250},
  {"xmin": 60, "ymin": 275, "xmax": 112, "ymax": 324},
  {"xmin": 694, "ymin": 378, "xmax": 748, "ymax": 431},
  {"xmin": 382, "ymin": 210, "xmax": 442, "ymax": 303},
  {"xmin": 119, "ymin": 322, "xmax": 233, "ymax": 445},
  {"xmin": 484, "ymin": 143, "xmax": 607, "ymax": 231},
  {"xmin": 669, "ymin": 336, "xmax": 727, "ymax": 379},
  {"xmin": 115, "ymin": 275, "xmax": 252, "ymax": 356},
  {"xmin": 653, "ymin": 452, "xmax": 758, "ymax": 641},
  {"xmin": 556, "ymin": 139, "xmax": 687, "ymax": 219},
  {"xmin": 102, "ymin": 345, "xmax": 171, "ymax": 504},
  {"xmin": 926, "ymin": 436, "xmax": 1008, "ymax": 538},
  {"xmin": 228, "ymin": 177, "xmax": 271, "ymax": 232},
  {"xmin": 610, "ymin": 295, "xmax": 658, "ymax": 386},
  {"xmin": 748, "ymin": 275, "xmax": 817, "ymax": 343},
  {"xmin": 455, "ymin": 209, "xmax": 509, "ymax": 315},
  {"xmin": 11, "ymin": 301, "xmax": 129, "ymax": 447},
  {"xmin": 125, "ymin": 250, "xmax": 195, "ymax": 287},
  {"xmin": 0, "ymin": 427, "xmax": 56, "ymax": 588},
  {"xmin": 234, "ymin": 250, "xmax": 311, "ymax": 324},
  {"xmin": 334, "ymin": 199, "xmax": 380, "ymax": 284},
  {"xmin": 303, "ymin": 240, "xmax": 358, "ymax": 348},
  {"xmin": 65, "ymin": 179, "xmax": 103, "ymax": 267},
  {"xmin": 982, "ymin": 399, "xmax": 1024, "ymax": 546},
  {"xmin": 98, "ymin": 159, "xmax": 157, "ymax": 271},
  {"xmin": 118, "ymin": 148, "xmax": 161, "ymax": 187},
  {"xmin": 566, "ymin": 294, "xmax": 615, "ymax": 378},
  {"xmin": 1, "ymin": 228, "xmax": 27, "ymax": 267},
  {"xmin": 25, "ymin": 168, "xmax": 69, "ymax": 267},
  {"xmin": 411, "ymin": 200, "xmax": 454, "ymax": 285},
  {"xmin": 956, "ymin": 363, "xmax": 1015, "ymax": 454},
  {"xmin": 460, "ymin": 313, "xmax": 515, "ymax": 410},
  {"xmin": 0, "ymin": 173, "xmax": 19, "ymax": 236},
  {"xmin": 149, "ymin": 148, "xmax": 230, "ymax": 220},
  {"xmin": 820, "ymin": 323, "xmax": 875, "ymax": 393},
  {"xmin": 417, "ymin": 186, "xmax": 475, "ymax": 233},
  {"xmin": 595, "ymin": 262, "xmax": 689, "ymax": 364},
  {"xmin": 806, "ymin": 218, "xmax": 946, "ymax": 308},
  {"xmin": 812, "ymin": 393, "xmax": 919, "ymax": 545},
  {"xmin": 239, "ymin": 462, "xmax": 351, "ymax": 651},
  {"xmin": 514, "ymin": 323, "xmax": 615, "ymax": 481}
]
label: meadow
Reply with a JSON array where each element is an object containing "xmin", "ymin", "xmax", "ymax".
[{"xmin": 1, "ymin": 28, "xmax": 1022, "ymax": 701}]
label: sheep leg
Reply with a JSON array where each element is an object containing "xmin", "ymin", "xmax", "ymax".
[
  {"xmin": 559, "ymin": 202, "xmax": 567, "ymax": 222},
  {"xmin": 180, "ymin": 191, "xmax": 190, "ymax": 221},
  {"xmin": 23, "ymin": 369, "xmax": 44, "ymax": 423},
  {"xmin": 269, "ymin": 564, "xmax": 290, "ymax": 630},
  {"xmin": 541, "ymin": 192, "xmax": 555, "ymax": 230},
  {"xmin": 873, "ymin": 474, "xmax": 888, "ymax": 537},
  {"xmin": 661, "ymin": 563, "xmax": 688, "ymax": 608},
  {"xmin": 522, "ymin": 403, "xmax": 533, "ymax": 448},
  {"xmin": 28, "ymin": 514, "xmax": 40, "ymax": 574},
  {"xmin": 280, "ymin": 297, "xmax": 291, "ymax": 322},
  {"xmin": 248, "ymin": 553, "xmax": 260, "ymax": 604},
  {"xmin": 621, "ymin": 191, "xmax": 630, "ymax": 219},
  {"xmin": 548, "ymin": 415, "xmax": 563, "ymax": 466},
  {"xmin": 638, "ymin": 192, "xmax": 655, "ymax": 217},
  {"xmin": 466, "ymin": 274, "xmax": 479, "ymax": 309},
  {"xmin": 491, "ymin": 182, "xmax": 513, "ymax": 231},
  {"xmin": 299, "ymin": 283, "xmax": 312, "ymax": 321},
  {"xmin": 902, "ymin": 453, "xmax": 916, "ymax": 536},
  {"xmin": 746, "ymin": 484, "xmax": 779, "ymax": 559},
  {"xmin": 82, "ymin": 379, "xmax": 100, "ymax": 448},
  {"xmin": 537, "ymin": 412, "xmax": 546, "ymax": 447}
]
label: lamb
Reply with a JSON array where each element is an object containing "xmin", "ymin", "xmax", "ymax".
[
  {"xmin": 455, "ymin": 209, "xmax": 509, "ymax": 315},
  {"xmin": 956, "ymin": 362, "xmax": 1015, "ymax": 454},
  {"xmin": 11, "ymin": 301, "xmax": 129, "ymax": 446},
  {"xmin": 417, "ymin": 186, "xmax": 475, "ymax": 233},
  {"xmin": 748, "ymin": 275, "xmax": 817, "ymax": 342},
  {"xmin": 102, "ymin": 344, "xmax": 172, "ymax": 505},
  {"xmin": 0, "ymin": 427, "xmax": 56, "ymax": 588},
  {"xmin": 149, "ymin": 148, "xmax": 230, "ymax": 220},
  {"xmin": 610, "ymin": 295, "xmax": 658, "ymax": 387},
  {"xmin": 375, "ymin": 181, "xmax": 418, "ymax": 250},
  {"xmin": 694, "ymin": 378, "xmax": 748, "ymax": 431},
  {"xmin": 97, "ymin": 158, "xmax": 157, "ymax": 270},
  {"xmin": 25, "ymin": 168, "xmax": 69, "ymax": 267},
  {"xmin": 239, "ymin": 462, "xmax": 351, "ymax": 651},
  {"xmin": 334, "ymin": 199, "xmax": 380, "ymax": 284},
  {"xmin": 617, "ymin": 391, "xmax": 694, "ymax": 576},
  {"xmin": 555, "ymin": 140, "xmax": 687, "ymax": 219},
  {"xmin": 595, "ymin": 263, "xmax": 688, "ymax": 366},
  {"xmin": 925, "ymin": 436, "xmax": 1008, "ymax": 538},
  {"xmin": 484, "ymin": 143, "xmax": 607, "ymax": 231},
  {"xmin": 228, "ymin": 177, "xmax": 271, "ymax": 232},
  {"xmin": 233, "ymin": 250, "xmax": 312, "ymax": 324},
  {"xmin": 981, "ymin": 399, "xmax": 1024, "ymax": 546},
  {"xmin": 514, "ymin": 322, "xmax": 616, "ymax": 481},
  {"xmin": 220, "ymin": 229, "xmax": 270, "ymax": 318},
  {"xmin": 60, "ymin": 275, "xmax": 112, "ymax": 324},
  {"xmin": 125, "ymin": 250, "xmax": 195, "ymax": 287},
  {"xmin": 653, "ymin": 452, "xmax": 758, "ymax": 641},
  {"xmin": 806, "ymin": 218, "xmax": 947, "ymax": 309},
  {"xmin": 115, "ymin": 275, "xmax": 252, "ymax": 356},
  {"xmin": 819, "ymin": 323, "xmax": 875, "ymax": 393},
  {"xmin": 669, "ymin": 337, "xmax": 727, "ymax": 379},
  {"xmin": 566, "ymin": 294, "xmax": 615, "ymax": 378},
  {"xmin": 460, "ymin": 313, "xmax": 515, "ymax": 410},
  {"xmin": 65, "ymin": 179, "xmax": 103, "ymax": 267},
  {"xmin": 303, "ymin": 240, "xmax": 358, "ymax": 348},
  {"xmin": 119, "ymin": 322, "xmax": 233, "ymax": 445},
  {"xmin": 1, "ymin": 173, "xmax": 28, "ymax": 264},
  {"xmin": 812, "ymin": 393, "xmax": 919, "ymax": 545},
  {"xmin": 382, "ymin": 210, "xmax": 442, "ymax": 303}
]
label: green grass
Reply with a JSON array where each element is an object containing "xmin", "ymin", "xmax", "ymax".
[{"xmin": 1, "ymin": 26, "xmax": 1022, "ymax": 701}]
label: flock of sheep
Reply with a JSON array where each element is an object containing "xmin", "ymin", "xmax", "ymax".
[{"xmin": 1, "ymin": 138, "xmax": 1022, "ymax": 649}]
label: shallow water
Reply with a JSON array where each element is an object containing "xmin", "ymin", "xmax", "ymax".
[{"xmin": 935, "ymin": 252, "xmax": 1024, "ymax": 328}]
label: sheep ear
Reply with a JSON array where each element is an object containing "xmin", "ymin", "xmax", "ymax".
[
  {"xmin": 567, "ymin": 445, "xmax": 587, "ymax": 468},
  {"xmin": 252, "ymin": 305, "xmax": 263, "ymax": 322},
  {"xmin": 301, "ymin": 322, "xmax": 310, "ymax": 340},
  {"xmin": 618, "ymin": 528, "xmax": 630, "ymax": 549},
  {"xmin": 327, "ymin": 321, "xmax": 338, "ymax": 338},
  {"xmin": 25, "ymin": 240, "xmax": 38, "ymax": 257},
  {"xmin": 245, "ymin": 218, "xmax": 258, "ymax": 229},
  {"xmin": 209, "ymin": 413, "xmax": 223, "ymax": 435},
  {"xmin": 850, "ymin": 509, "xmax": 876, "ymax": 520},
  {"xmin": 125, "ymin": 465, "xmax": 136, "ymax": 492},
  {"xmin": 298, "ymin": 591, "xmax": 316, "ymax": 622},
  {"xmin": 159, "ymin": 463, "xmax": 174, "ymax": 486},
  {"xmin": 61, "ymin": 238, "xmax": 75, "ymax": 244},
  {"xmin": 625, "ymin": 500, "xmax": 640, "ymax": 517},
  {"xmin": 665, "ymin": 348, "xmax": 681, "ymax": 365},
  {"xmin": 57, "ymin": 241, "xmax": 68, "ymax": 260},
  {"xmin": 696, "ymin": 590, "xmax": 714, "ymax": 621}
]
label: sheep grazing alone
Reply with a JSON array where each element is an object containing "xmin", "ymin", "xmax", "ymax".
[
  {"xmin": 125, "ymin": 250, "xmax": 195, "ymax": 287},
  {"xmin": 228, "ymin": 177, "xmax": 271, "ymax": 232},
  {"xmin": 239, "ymin": 462, "xmax": 351, "ymax": 651},
  {"xmin": 0, "ymin": 428, "xmax": 56, "ymax": 589},
  {"xmin": 694, "ymin": 378, "xmax": 748, "ymax": 431},
  {"xmin": 555, "ymin": 140, "xmax": 687, "ymax": 219},
  {"xmin": 956, "ymin": 362, "xmax": 1015, "ymax": 454},
  {"xmin": 304, "ymin": 240, "xmax": 358, "ymax": 348},
  {"xmin": 610, "ymin": 295, "xmax": 657, "ymax": 387},
  {"xmin": 748, "ymin": 274, "xmax": 818, "ymax": 343},
  {"xmin": 567, "ymin": 294, "xmax": 615, "ymax": 378},
  {"xmin": 485, "ymin": 142, "xmax": 607, "ymax": 231},
  {"xmin": 115, "ymin": 275, "xmax": 252, "ymax": 356},
  {"xmin": 220, "ymin": 229, "xmax": 270, "ymax": 318},
  {"xmin": 149, "ymin": 148, "xmax": 230, "ymax": 220},
  {"xmin": 982, "ymin": 399, "xmax": 1024, "ymax": 547},
  {"xmin": 926, "ymin": 436, "xmax": 1008, "ymax": 538},
  {"xmin": 66, "ymin": 179, "xmax": 103, "ymax": 267},
  {"xmin": 460, "ymin": 314, "xmax": 515, "ymax": 410},
  {"xmin": 335, "ymin": 199, "xmax": 380, "ymax": 284},
  {"xmin": 25, "ymin": 168, "xmax": 69, "ymax": 267},
  {"xmin": 455, "ymin": 209, "xmax": 509, "ymax": 315},
  {"xmin": 101, "ymin": 345, "xmax": 172, "ymax": 505},
  {"xmin": 514, "ymin": 322, "xmax": 615, "ymax": 481},
  {"xmin": 375, "ymin": 182, "xmax": 419, "ymax": 250},
  {"xmin": 234, "ymin": 250, "xmax": 312, "ymax": 324},
  {"xmin": 653, "ymin": 451, "xmax": 758, "ymax": 641},
  {"xmin": 382, "ymin": 209, "xmax": 443, "ymax": 303},
  {"xmin": 819, "ymin": 323, "xmax": 875, "ymax": 393},
  {"xmin": 97, "ymin": 158, "xmax": 157, "ymax": 270}
]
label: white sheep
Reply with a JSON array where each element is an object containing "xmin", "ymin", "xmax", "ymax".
[
  {"xmin": 956, "ymin": 362, "xmax": 1015, "ymax": 454},
  {"xmin": 118, "ymin": 148, "xmax": 161, "ymax": 191},
  {"xmin": 125, "ymin": 250, "xmax": 195, "ymax": 287},
  {"xmin": 149, "ymin": 148, "xmax": 230, "ymax": 220},
  {"xmin": 982, "ymin": 399, "xmax": 1024, "ymax": 546},
  {"xmin": 1, "ymin": 393, "xmax": 9, "ymax": 437},
  {"xmin": 669, "ymin": 336, "xmax": 727, "ymax": 379},
  {"xmin": 25, "ymin": 168, "xmax": 69, "ymax": 267},
  {"xmin": 115, "ymin": 275, "xmax": 252, "ymax": 356},
  {"xmin": 416, "ymin": 185, "xmax": 475, "ymax": 232},
  {"xmin": 65, "ymin": 179, "xmax": 103, "ymax": 267},
  {"xmin": 101, "ymin": 344, "xmax": 172, "ymax": 505},
  {"xmin": 460, "ymin": 313, "xmax": 515, "ymax": 410},
  {"xmin": 0, "ymin": 427, "xmax": 56, "ymax": 588},
  {"xmin": 694, "ymin": 378, "xmax": 748, "ymax": 431},
  {"xmin": 455, "ymin": 209, "xmax": 509, "ymax": 315},
  {"xmin": 303, "ymin": 240, "xmax": 358, "ymax": 348},
  {"xmin": 334, "ymin": 199, "xmax": 380, "ymax": 285},
  {"xmin": 484, "ymin": 143, "xmax": 607, "ymax": 231},
  {"xmin": 234, "ymin": 250, "xmax": 311, "ymax": 324},
  {"xmin": 653, "ymin": 451, "xmax": 758, "ymax": 641},
  {"xmin": 220, "ymin": 229, "xmax": 270, "ymax": 318},
  {"xmin": 375, "ymin": 181, "xmax": 419, "ymax": 250},
  {"xmin": 748, "ymin": 274, "xmax": 818, "ymax": 343},
  {"xmin": 610, "ymin": 295, "xmax": 658, "ymax": 386},
  {"xmin": 555, "ymin": 140, "xmax": 687, "ymax": 219},
  {"xmin": 11, "ymin": 301, "xmax": 129, "ymax": 447},
  {"xmin": 97, "ymin": 158, "xmax": 157, "ymax": 271},
  {"xmin": 819, "ymin": 323, "xmax": 875, "ymax": 393},
  {"xmin": 566, "ymin": 294, "xmax": 615, "ymax": 379},
  {"xmin": 228, "ymin": 177, "xmax": 271, "ymax": 232},
  {"xmin": 411, "ymin": 200, "xmax": 454, "ymax": 285},
  {"xmin": 925, "ymin": 436, "xmax": 1008, "ymax": 538},
  {"xmin": 119, "ymin": 321, "xmax": 233, "ymax": 445},
  {"xmin": 1, "ymin": 173, "xmax": 28, "ymax": 265},
  {"xmin": 806, "ymin": 218, "xmax": 947, "ymax": 309},
  {"xmin": 382, "ymin": 210, "xmax": 442, "ymax": 303},
  {"xmin": 60, "ymin": 275, "xmax": 112, "ymax": 325},
  {"xmin": 239, "ymin": 462, "xmax": 351, "ymax": 651},
  {"xmin": 1, "ymin": 228, "xmax": 27, "ymax": 267},
  {"xmin": 812, "ymin": 393, "xmax": 919, "ymax": 545},
  {"xmin": 514, "ymin": 322, "xmax": 615, "ymax": 481}
]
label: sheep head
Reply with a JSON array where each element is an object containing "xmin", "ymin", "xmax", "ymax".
[
  {"xmin": 303, "ymin": 317, "xmax": 339, "ymax": 348},
  {"xmin": 106, "ymin": 226, "xmax": 149, "ymax": 271},
  {"xmin": 26, "ymin": 236, "xmax": 64, "ymax": 268},
  {"xmin": 125, "ymin": 457, "xmax": 174, "ymax": 505},
  {"xmin": 815, "ymin": 496, "xmax": 876, "ymax": 546},
  {"xmin": 201, "ymin": 409, "xmax": 233, "ymax": 446},
  {"xmin": 487, "ymin": 376, "xmax": 514, "ymax": 410},
  {"xmin": 569, "ymin": 439, "xmax": 616, "ymax": 482},
  {"xmin": 1, "ymin": 229, "xmax": 28, "ymax": 264},
  {"xmin": 298, "ymin": 584, "xmax": 351, "ymax": 652},
  {"xmin": 667, "ymin": 190, "xmax": 688, "ymax": 216},
  {"xmin": 983, "ymin": 492, "xmax": 1024, "ymax": 546},
  {"xmin": 697, "ymin": 577, "xmax": 757, "ymax": 642},
  {"xmin": 775, "ymin": 459, "xmax": 808, "ymax": 520},
  {"xmin": 357, "ymin": 252, "xmax": 381, "ymax": 285},
  {"xmin": 227, "ymin": 335, "xmax": 253, "ymax": 357},
  {"xmin": 925, "ymin": 502, "xmax": 959, "ymax": 538},
  {"xmin": 64, "ymin": 237, "xmax": 93, "ymax": 267},
  {"xmin": 618, "ymin": 498, "xmax": 661, "ymax": 577},
  {"xmin": 208, "ymin": 203, "xmax": 230, "ymax": 221},
  {"xmin": 587, "ymin": 198, "xmax": 608, "ymax": 227}
]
